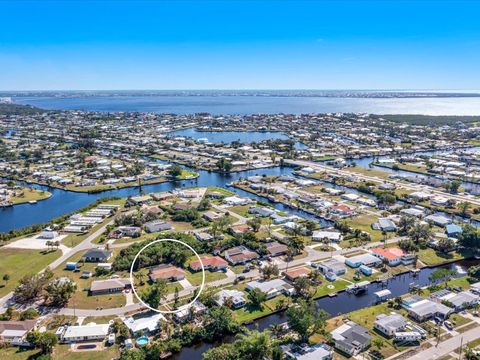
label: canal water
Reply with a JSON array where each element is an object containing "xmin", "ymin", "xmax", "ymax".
[
  {"xmin": 171, "ymin": 259, "xmax": 477, "ymax": 359},
  {"xmin": 169, "ymin": 128, "xmax": 309, "ymax": 149},
  {"xmin": 0, "ymin": 164, "xmax": 333, "ymax": 233}
]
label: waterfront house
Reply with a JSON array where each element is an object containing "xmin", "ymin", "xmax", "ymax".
[
  {"xmin": 174, "ymin": 301, "xmax": 207, "ymax": 323},
  {"xmin": 318, "ymin": 258, "xmax": 346, "ymax": 276},
  {"xmin": 431, "ymin": 290, "xmax": 479, "ymax": 312},
  {"xmin": 283, "ymin": 267, "xmax": 311, "ymax": 282},
  {"xmin": 371, "ymin": 247, "xmax": 407, "ymax": 266},
  {"xmin": 332, "ymin": 321, "xmax": 371, "ymax": 356},
  {"xmin": 374, "ymin": 314, "xmax": 407, "ymax": 337},
  {"xmin": 402, "ymin": 296, "xmax": 452, "ymax": 322},
  {"xmin": 124, "ymin": 313, "xmax": 166, "ymax": 336},
  {"xmin": 149, "ymin": 264, "xmax": 186, "ymax": 282},
  {"xmin": 246, "ymin": 279, "xmax": 295, "ymax": 299},
  {"xmin": 215, "ymin": 289, "xmax": 246, "ymax": 308},
  {"xmin": 345, "ymin": 254, "xmax": 382, "ymax": 268},
  {"xmin": 425, "ymin": 214, "xmax": 452, "ymax": 227}
]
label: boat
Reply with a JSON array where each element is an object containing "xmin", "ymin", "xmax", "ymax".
[{"xmin": 29, "ymin": 200, "xmax": 37, "ymax": 204}]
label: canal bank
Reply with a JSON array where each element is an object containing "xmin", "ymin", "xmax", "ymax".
[{"xmin": 170, "ymin": 258, "xmax": 479, "ymax": 360}]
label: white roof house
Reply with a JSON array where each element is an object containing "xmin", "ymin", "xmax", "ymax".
[
  {"xmin": 61, "ymin": 323, "xmax": 110, "ymax": 342},
  {"xmin": 312, "ymin": 230, "xmax": 342, "ymax": 242},
  {"xmin": 124, "ymin": 313, "xmax": 166, "ymax": 334}
]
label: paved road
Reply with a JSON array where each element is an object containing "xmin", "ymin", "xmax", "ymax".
[{"xmin": 407, "ymin": 326, "xmax": 480, "ymax": 360}]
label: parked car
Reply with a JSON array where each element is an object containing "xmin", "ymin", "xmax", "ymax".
[{"xmin": 444, "ymin": 321, "xmax": 453, "ymax": 330}]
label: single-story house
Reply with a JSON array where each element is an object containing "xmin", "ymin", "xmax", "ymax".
[
  {"xmin": 371, "ymin": 247, "xmax": 406, "ymax": 266},
  {"xmin": 215, "ymin": 289, "xmax": 246, "ymax": 308},
  {"xmin": 374, "ymin": 314, "xmax": 407, "ymax": 337},
  {"xmin": 230, "ymin": 224, "xmax": 252, "ymax": 235},
  {"xmin": 124, "ymin": 313, "xmax": 166, "ymax": 336},
  {"xmin": 312, "ymin": 230, "xmax": 342, "ymax": 243},
  {"xmin": 281, "ymin": 343, "xmax": 333, "ymax": 360},
  {"xmin": 249, "ymin": 206, "xmax": 275, "ymax": 217},
  {"xmin": 0, "ymin": 320, "xmax": 37, "ymax": 345},
  {"xmin": 144, "ymin": 220, "xmax": 173, "ymax": 233},
  {"xmin": 345, "ymin": 254, "xmax": 382, "ymax": 268},
  {"xmin": 425, "ymin": 214, "xmax": 452, "ymax": 227},
  {"xmin": 318, "ymin": 258, "xmax": 346, "ymax": 276},
  {"xmin": 223, "ymin": 196, "xmax": 253, "ymax": 206},
  {"xmin": 81, "ymin": 248, "xmax": 112, "ymax": 263},
  {"xmin": 246, "ymin": 279, "xmax": 295, "ymax": 299},
  {"xmin": 224, "ymin": 246, "xmax": 259, "ymax": 265},
  {"xmin": 189, "ymin": 256, "xmax": 228, "ymax": 272},
  {"xmin": 331, "ymin": 321, "xmax": 371, "ymax": 356},
  {"xmin": 400, "ymin": 208, "xmax": 425, "ymax": 218},
  {"xmin": 372, "ymin": 218, "xmax": 397, "ymax": 232},
  {"xmin": 89, "ymin": 278, "xmax": 131, "ymax": 295},
  {"xmin": 265, "ymin": 241, "xmax": 289, "ymax": 257},
  {"xmin": 431, "ymin": 290, "xmax": 479, "ymax": 312},
  {"xmin": 402, "ymin": 296, "xmax": 452, "ymax": 322},
  {"xmin": 445, "ymin": 224, "xmax": 463, "ymax": 237},
  {"xmin": 283, "ymin": 267, "xmax": 312, "ymax": 282},
  {"xmin": 203, "ymin": 211, "xmax": 222, "ymax": 222},
  {"xmin": 59, "ymin": 323, "xmax": 110, "ymax": 342},
  {"xmin": 149, "ymin": 264, "xmax": 186, "ymax": 282},
  {"xmin": 174, "ymin": 301, "xmax": 207, "ymax": 322},
  {"xmin": 195, "ymin": 232, "xmax": 214, "ymax": 242}
]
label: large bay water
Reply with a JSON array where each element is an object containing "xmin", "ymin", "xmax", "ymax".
[{"xmin": 14, "ymin": 95, "xmax": 480, "ymax": 115}]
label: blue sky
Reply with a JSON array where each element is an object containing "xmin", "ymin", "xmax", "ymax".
[{"xmin": 0, "ymin": 0, "xmax": 479, "ymax": 90}]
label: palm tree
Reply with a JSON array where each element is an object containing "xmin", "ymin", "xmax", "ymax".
[{"xmin": 269, "ymin": 324, "xmax": 285, "ymax": 338}]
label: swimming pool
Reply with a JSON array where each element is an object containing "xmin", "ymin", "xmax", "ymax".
[{"xmin": 136, "ymin": 336, "xmax": 149, "ymax": 346}]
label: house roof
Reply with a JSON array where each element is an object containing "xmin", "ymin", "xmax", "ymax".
[
  {"xmin": 90, "ymin": 278, "xmax": 130, "ymax": 292},
  {"xmin": 124, "ymin": 313, "xmax": 165, "ymax": 333},
  {"xmin": 82, "ymin": 248, "xmax": 112, "ymax": 259},
  {"xmin": 0, "ymin": 320, "xmax": 36, "ymax": 337},
  {"xmin": 190, "ymin": 256, "xmax": 227, "ymax": 271},
  {"xmin": 63, "ymin": 323, "xmax": 110, "ymax": 339},
  {"xmin": 371, "ymin": 247, "xmax": 405, "ymax": 261},
  {"xmin": 149, "ymin": 264, "xmax": 186, "ymax": 280},
  {"xmin": 284, "ymin": 266, "xmax": 311, "ymax": 279}
]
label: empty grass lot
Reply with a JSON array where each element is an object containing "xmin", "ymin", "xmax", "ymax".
[{"xmin": 0, "ymin": 248, "xmax": 61, "ymax": 297}]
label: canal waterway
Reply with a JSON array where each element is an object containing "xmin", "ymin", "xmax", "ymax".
[{"xmin": 171, "ymin": 259, "xmax": 477, "ymax": 359}]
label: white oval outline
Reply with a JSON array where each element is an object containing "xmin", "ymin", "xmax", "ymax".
[{"xmin": 129, "ymin": 238, "xmax": 205, "ymax": 314}]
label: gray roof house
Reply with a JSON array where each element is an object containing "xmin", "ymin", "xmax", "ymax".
[
  {"xmin": 81, "ymin": 248, "xmax": 112, "ymax": 263},
  {"xmin": 215, "ymin": 289, "xmax": 246, "ymax": 309},
  {"xmin": 374, "ymin": 313, "xmax": 407, "ymax": 337},
  {"xmin": 402, "ymin": 296, "xmax": 452, "ymax": 322},
  {"xmin": 318, "ymin": 258, "xmax": 346, "ymax": 276},
  {"xmin": 332, "ymin": 321, "xmax": 371, "ymax": 356},
  {"xmin": 144, "ymin": 220, "xmax": 173, "ymax": 233}
]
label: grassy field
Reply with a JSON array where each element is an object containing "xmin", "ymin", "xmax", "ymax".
[
  {"xmin": 344, "ymin": 166, "xmax": 392, "ymax": 180},
  {"xmin": 0, "ymin": 248, "xmax": 62, "ymax": 297},
  {"xmin": 313, "ymin": 279, "xmax": 350, "ymax": 299},
  {"xmin": 52, "ymin": 344, "xmax": 120, "ymax": 360},
  {"xmin": 0, "ymin": 347, "xmax": 42, "ymax": 360},
  {"xmin": 53, "ymin": 249, "xmax": 128, "ymax": 309},
  {"xmin": 186, "ymin": 269, "xmax": 228, "ymax": 286},
  {"xmin": 10, "ymin": 187, "xmax": 51, "ymax": 204},
  {"xmin": 344, "ymin": 214, "xmax": 384, "ymax": 242},
  {"xmin": 416, "ymin": 247, "xmax": 468, "ymax": 266}
]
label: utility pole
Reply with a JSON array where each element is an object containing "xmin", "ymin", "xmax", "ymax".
[{"xmin": 459, "ymin": 336, "xmax": 464, "ymax": 360}]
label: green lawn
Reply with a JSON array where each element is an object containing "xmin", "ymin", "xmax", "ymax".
[
  {"xmin": 0, "ymin": 248, "xmax": 61, "ymax": 297},
  {"xmin": 186, "ymin": 269, "xmax": 227, "ymax": 286},
  {"xmin": 0, "ymin": 347, "xmax": 42, "ymax": 360},
  {"xmin": 416, "ymin": 248, "xmax": 468, "ymax": 266},
  {"xmin": 344, "ymin": 214, "xmax": 384, "ymax": 242},
  {"xmin": 53, "ymin": 344, "xmax": 120, "ymax": 360},
  {"xmin": 314, "ymin": 279, "xmax": 351, "ymax": 298},
  {"xmin": 10, "ymin": 188, "xmax": 51, "ymax": 204}
]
